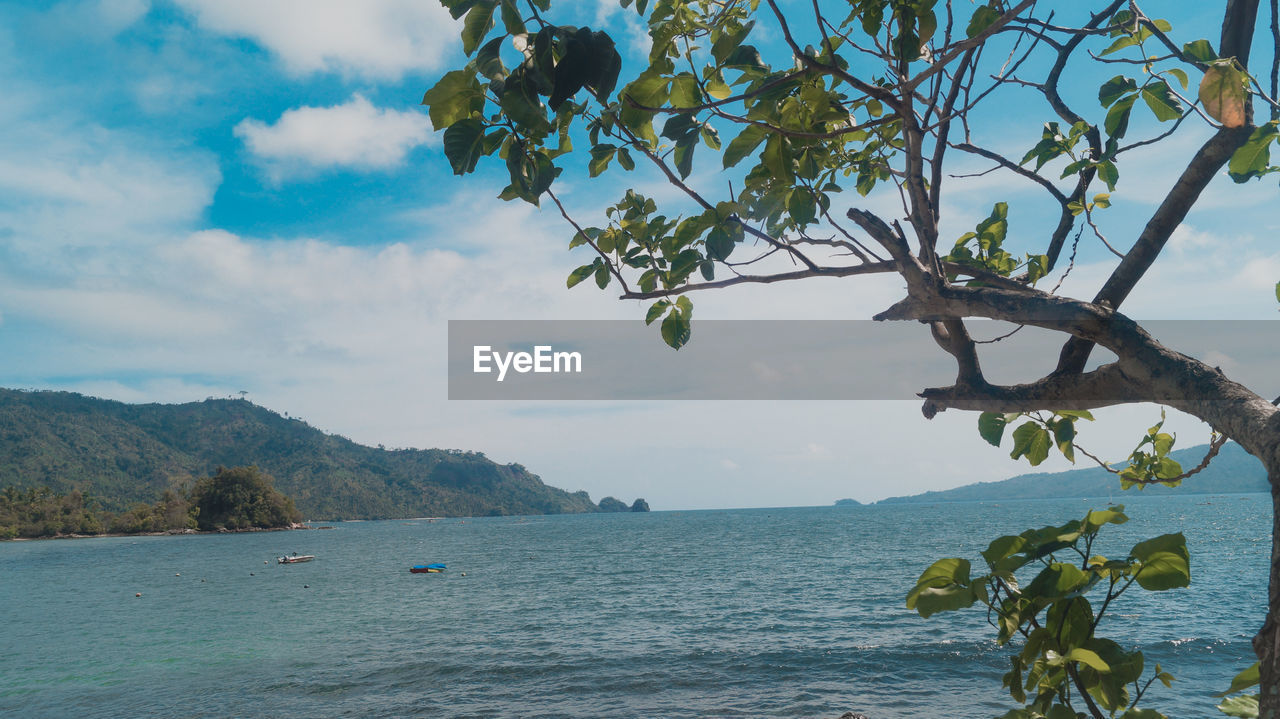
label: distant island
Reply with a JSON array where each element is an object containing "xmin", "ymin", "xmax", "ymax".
[
  {"xmin": 598, "ymin": 496, "xmax": 651, "ymax": 512},
  {"xmin": 879, "ymin": 441, "xmax": 1265, "ymax": 504},
  {"xmin": 0, "ymin": 388, "xmax": 646, "ymax": 522},
  {"xmin": 834, "ymin": 498, "xmax": 863, "ymax": 506}
]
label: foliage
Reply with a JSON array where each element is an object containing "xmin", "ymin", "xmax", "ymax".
[
  {"xmin": 424, "ymin": 1, "xmax": 1280, "ymax": 712},
  {"xmin": 0, "ymin": 486, "xmax": 104, "ymax": 538},
  {"xmin": 0, "ymin": 469, "xmax": 288, "ymax": 538},
  {"xmin": 1217, "ymin": 663, "xmax": 1261, "ymax": 718},
  {"xmin": 421, "ymin": 0, "xmax": 1278, "ymax": 348},
  {"xmin": 109, "ymin": 489, "xmax": 198, "ymax": 534},
  {"xmin": 907, "ymin": 506, "xmax": 1187, "ymax": 718},
  {"xmin": 977, "ymin": 409, "xmax": 1198, "ymax": 488},
  {"xmin": 188, "ymin": 465, "xmax": 300, "ymax": 531}
]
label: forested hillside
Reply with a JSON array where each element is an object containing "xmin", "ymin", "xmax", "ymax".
[
  {"xmin": 0, "ymin": 388, "xmax": 602, "ymax": 519},
  {"xmin": 879, "ymin": 441, "xmax": 1265, "ymax": 504}
]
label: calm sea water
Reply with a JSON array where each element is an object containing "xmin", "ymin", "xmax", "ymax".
[{"xmin": 0, "ymin": 495, "xmax": 1268, "ymax": 718}]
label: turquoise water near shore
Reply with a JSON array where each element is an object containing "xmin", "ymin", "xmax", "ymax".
[{"xmin": 0, "ymin": 494, "xmax": 1267, "ymax": 718}]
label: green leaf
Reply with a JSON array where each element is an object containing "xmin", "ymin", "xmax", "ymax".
[
  {"xmin": 1130, "ymin": 532, "xmax": 1190, "ymax": 591},
  {"xmin": 475, "ymin": 36, "xmax": 507, "ymax": 81},
  {"xmin": 669, "ymin": 73, "xmax": 702, "ymax": 108},
  {"xmin": 673, "ymin": 142, "xmax": 695, "ymax": 179},
  {"xmin": 1096, "ymin": 159, "xmax": 1119, "ymax": 191},
  {"xmin": 1228, "ymin": 123, "xmax": 1280, "ymax": 182},
  {"xmin": 704, "ymin": 70, "xmax": 731, "ymax": 100},
  {"xmin": 906, "ymin": 558, "xmax": 975, "ymax": 618},
  {"xmin": 498, "ymin": 0, "xmax": 525, "ymax": 35},
  {"xmin": 723, "ymin": 125, "xmax": 767, "ymax": 168},
  {"xmin": 700, "ymin": 124, "xmax": 721, "ymax": 151},
  {"xmin": 1100, "ymin": 26, "xmax": 1152, "ymax": 56},
  {"xmin": 566, "ymin": 263, "xmax": 595, "ymax": 289},
  {"xmin": 442, "ymin": 118, "xmax": 488, "ymax": 175},
  {"xmin": 978, "ymin": 412, "xmax": 1009, "ymax": 447},
  {"xmin": 1182, "ymin": 39, "xmax": 1218, "ymax": 62},
  {"xmin": 500, "ymin": 70, "xmax": 549, "ymax": 131},
  {"xmin": 787, "ymin": 188, "xmax": 817, "ymax": 225},
  {"xmin": 762, "ymin": 134, "xmax": 794, "ymax": 184},
  {"xmin": 723, "ymin": 44, "xmax": 767, "ymax": 70},
  {"xmin": 1083, "ymin": 507, "xmax": 1128, "ymax": 532},
  {"xmin": 660, "ymin": 309, "xmax": 691, "ymax": 349},
  {"xmin": 461, "ymin": 0, "xmax": 497, "ymax": 56},
  {"xmin": 1010, "ymin": 422, "xmax": 1052, "ymax": 466},
  {"xmin": 1142, "ymin": 82, "xmax": 1184, "ymax": 122},
  {"xmin": 1025, "ymin": 562, "xmax": 1089, "ymax": 598},
  {"xmin": 588, "ymin": 144, "xmax": 617, "ymax": 177},
  {"xmin": 1105, "ymin": 94, "xmax": 1137, "ymax": 138},
  {"xmin": 1215, "ymin": 662, "xmax": 1261, "ymax": 697},
  {"xmin": 966, "ymin": 4, "xmax": 1001, "ymax": 38},
  {"xmin": 1099, "ymin": 75, "xmax": 1137, "ymax": 107},
  {"xmin": 712, "ymin": 20, "xmax": 755, "ymax": 63},
  {"xmin": 585, "ymin": 30, "xmax": 623, "ymax": 103},
  {"xmin": 1066, "ymin": 648, "xmax": 1110, "ymax": 672},
  {"xmin": 422, "ymin": 70, "xmax": 485, "ymax": 130},
  {"xmin": 1087, "ymin": 637, "xmax": 1144, "ymax": 685},
  {"xmin": 1216, "ymin": 695, "xmax": 1259, "ymax": 718},
  {"xmin": 1051, "ymin": 419, "xmax": 1075, "ymax": 462}
]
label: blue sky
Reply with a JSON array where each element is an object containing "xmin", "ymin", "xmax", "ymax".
[{"xmin": 1, "ymin": 0, "xmax": 1277, "ymax": 509}]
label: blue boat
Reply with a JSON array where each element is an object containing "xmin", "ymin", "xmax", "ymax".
[{"xmin": 410, "ymin": 563, "xmax": 446, "ymax": 574}]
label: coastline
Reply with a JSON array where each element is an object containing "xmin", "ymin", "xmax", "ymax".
[{"xmin": 2, "ymin": 521, "xmax": 317, "ymax": 543}]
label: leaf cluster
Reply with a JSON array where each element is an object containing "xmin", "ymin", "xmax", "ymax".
[
  {"xmin": 908, "ymin": 507, "xmax": 1189, "ymax": 718},
  {"xmin": 943, "ymin": 202, "xmax": 1049, "ymax": 284}
]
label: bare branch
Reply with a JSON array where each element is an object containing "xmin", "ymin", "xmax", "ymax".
[
  {"xmin": 903, "ymin": 0, "xmax": 1039, "ymax": 92},
  {"xmin": 617, "ymin": 261, "xmax": 897, "ymax": 300}
]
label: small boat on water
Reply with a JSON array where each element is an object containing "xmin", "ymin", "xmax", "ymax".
[
  {"xmin": 278, "ymin": 553, "xmax": 315, "ymax": 564},
  {"xmin": 410, "ymin": 563, "xmax": 446, "ymax": 574}
]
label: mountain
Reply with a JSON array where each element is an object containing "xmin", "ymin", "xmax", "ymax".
[
  {"xmin": 879, "ymin": 441, "xmax": 1267, "ymax": 504},
  {"xmin": 0, "ymin": 388, "xmax": 601, "ymax": 519}
]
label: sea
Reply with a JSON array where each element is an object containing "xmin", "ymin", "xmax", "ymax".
[{"xmin": 0, "ymin": 494, "xmax": 1268, "ymax": 719}]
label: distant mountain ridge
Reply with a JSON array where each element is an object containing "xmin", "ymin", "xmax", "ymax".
[
  {"xmin": 879, "ymin": 441, "xmax": 1267, "ymax": 504},
  {"xmin": 0, "ymin": 388, "xmax": 607, "ymax": 519}
]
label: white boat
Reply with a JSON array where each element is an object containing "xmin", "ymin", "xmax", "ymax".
[{"xmin": 278, "ymin": 553, "xmax": 315, "ymax": 564}]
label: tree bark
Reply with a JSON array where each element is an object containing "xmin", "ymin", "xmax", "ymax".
[{"xmin": 1260, "ymin": 463, "xmax": 1280, "ymax": 718}]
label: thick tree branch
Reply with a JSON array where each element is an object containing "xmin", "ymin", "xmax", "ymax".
[
  {"xmin": 918, "ymin": 363, "xmax": 1145, "ymax": 417},
  {"xmin": 1055, "ymin": 124, "xmax": 1255, "ymax": 373}
]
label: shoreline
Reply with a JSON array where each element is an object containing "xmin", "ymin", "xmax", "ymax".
[{"xmin": 3, "ymin": 522, "xmax": 317, "ymax": 543}]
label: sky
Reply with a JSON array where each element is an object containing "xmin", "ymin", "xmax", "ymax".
[{"xmin": 0, "ymin": 0, "xmax": 1277, "ymax": 510}]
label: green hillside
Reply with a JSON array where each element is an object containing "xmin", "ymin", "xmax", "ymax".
[
  {"xmin": 0, "ymin": 388, "xmax": 602, "ymax": 519},
  {"xmin": 879, "ymin": 441, "xmax": 1267, "ymax": 504}
]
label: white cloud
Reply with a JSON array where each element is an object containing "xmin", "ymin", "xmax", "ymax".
[
  {"xmin": 172, "ymin": 0, "xmax": 457, "ymax": 79},
  {"xmin": 235, "ymin": 95, "xmax": 432, "ymax": 178},
  {"xmin": 0, "ymin": 118, "xmax": 219, "ymax": 272},
  {"xmin": 95, "ymin": 0, "xmax": 150, "ymax": 29}
]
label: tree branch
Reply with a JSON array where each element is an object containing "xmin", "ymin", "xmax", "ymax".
[{"xmin": 617, "ymin": 261, "xmax": 896, "ymax": 300}]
